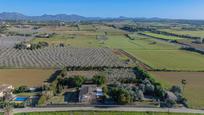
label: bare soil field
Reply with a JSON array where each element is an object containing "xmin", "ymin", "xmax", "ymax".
[
  {"xmin": 150, "ymin": 71, "xmax": 204, "ymax": 109},
  {"xmin": 0, "ymin": 69, "xmax": 54, "ymax": 87}
]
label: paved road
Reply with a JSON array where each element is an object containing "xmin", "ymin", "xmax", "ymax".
[{"xmin": 1, "ymin": 107, "xmax": 204, "ymax": 114}]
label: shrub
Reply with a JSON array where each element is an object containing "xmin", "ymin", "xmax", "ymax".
[
  {"xmin": 132, "ymin": 86, "xmax": 144, "ymax": 101},
  {"xmin": 145, "ymin": 83, "xmax": 155, "ymax": 94},
  {"xmin": 67, "ymin": 76, "xmax": 85, "ymax": 88},
  {"xmin": 60, "ymin": 68, "xmax": 67, "ymax": 77},
  {"xmin": 14, "ymin": 86, "xmax": 28, "ymax": 93},
  {"xmin": 110, "ymin": 87, "xmax": 133, "ymax": 104},
  {"xmin": 154, "ymin": 85, "xmax": 166, "ymax": 100},
  {"xmin": 38, "ymin": 95, "xmax": 47, "ymax": 106},
  {"xmin": 170, "ymin": 85, "xmax": 182, "ymax": 94},
  {"xmin": 92, "ymin": 75, "xmax": 106, "ymax": 86},
  {"xmin": 165, "ymin": 98, "xmax": 176, "ymax": 108}
]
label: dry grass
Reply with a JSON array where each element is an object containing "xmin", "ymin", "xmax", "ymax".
[
  {"xmin": 0, "ymin": 69, "xmax": 54, "ymax": 87},
  {"xmin": 150, "ymin": 71, "xmax": 204, "ymax": 109}
]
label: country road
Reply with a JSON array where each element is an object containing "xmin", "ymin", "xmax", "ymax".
[{"xmin": 1, "ymin": 107, "xmax": 204, "ymax": 114}]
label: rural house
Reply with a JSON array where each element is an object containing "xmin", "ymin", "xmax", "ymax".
[{"xmin": 78, "ymin": 85, "xmax": 103, "ymax": 103}]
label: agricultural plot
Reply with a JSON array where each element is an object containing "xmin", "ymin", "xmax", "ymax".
[
  {"xmin": 160, "ymin": 29, "xmax": 204, "ymax": 38},
  {"xmin": 31, "ymin": 34, "xmax": 102, "ymax": 47},
  {"xmin": 0, "ymin": 47, "xmax": 126, "ymax": 68},
  {"xmin": 31, "ymin": 32, "xmax": 204, "ymax": 71},
  {"xmin": 102, "ymin": 35, "xmax": 204, "ymax": 71},
  {"xmin": 66, "ymin": 68, "xmax": 136, "ymax": 84},
  {"xmin": 0, "ymin": 35, "xmax": 33, "ymax": 48},
  {"xmin": 0, "ymin": 69, "xmax": 54, "ymax": 87},
  {"xmin": 78, "ymin": 24, "xmax": 96, "ymax": 31},
  {"xmin": 95, "ymin": 25, "xmax": 127, "ymax": 35},
  {"xmin": 143, "ymin": 32, "xmax": 184, "ymax": 40},
  {"xmin": 104, "ymin": 68, "xmax": 136, "ymax": 83},
  {"xmin": 128, "ymin": 50, "xmax": 204, "ymax": 71},
  {"xmin": 150, "ymin": 71, "xmax": 204, "ymax": 109},
  {"xmin": 7, "ymin": 26, "xmax": 36, "ymax": 34}
]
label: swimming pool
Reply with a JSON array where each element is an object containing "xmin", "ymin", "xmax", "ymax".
[{"xmin": 15, "ymin": 97, "xmax": 28, "ymax": 101}]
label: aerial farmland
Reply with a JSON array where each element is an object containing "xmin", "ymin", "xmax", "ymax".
[{"xmin": 0, "ymin": 19, "xmax": 204, "ymax": 111}]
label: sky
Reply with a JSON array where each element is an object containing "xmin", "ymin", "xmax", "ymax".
[{"xmin": 0, "ymin": 0, "xmax": 204, "ymax": 19}]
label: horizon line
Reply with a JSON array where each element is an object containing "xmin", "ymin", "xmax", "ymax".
[{"xmin": 1, "ymin": 12, "xmax": 204, "ymax": 21}]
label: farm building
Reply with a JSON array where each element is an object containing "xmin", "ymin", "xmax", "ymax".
[{"xmin": 78, "ymin": 85, "xmax": 103, "ymax": 103}]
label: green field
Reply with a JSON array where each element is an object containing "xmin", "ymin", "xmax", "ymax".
[
  {"xmin": 143, "ymin": 32, "xmax": 184, "ymax": 40},
  {"xmin": 129, "ymin": 50, "xmax": 204, "ymax": 71},
  {"xmin": 15, "ymin": 111, "xmax": 203, "ymax": 115},
  {"xmin": 31, "ymin": 34, "xmax": 101, "ymax": 48},
  {"xmin": 103, "ymin": 35, "xmax": 204, "ymax": 71},
  {"xmin": 160, "ymin": 29, "xmax": 204, "ymax": 38}
]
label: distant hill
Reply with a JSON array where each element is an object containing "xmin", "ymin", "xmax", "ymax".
[
  {"xmin": 0, "ymin": 12, "xmax": 101, "ymax": 22},
  {"xmin": 1, "ymin": 12, "xmax": 204, "ymax": 24}
]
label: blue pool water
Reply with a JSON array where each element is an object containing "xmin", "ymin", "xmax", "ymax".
[{"xmin": 15, "ymin": 97, "xmax": 28, "ymax": 101}]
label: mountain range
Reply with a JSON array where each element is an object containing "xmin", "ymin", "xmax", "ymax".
[
  {"xmin": 1, "ymin": 12, "xmax": 203, "ymax": 23},
  {"xmin": 0, "ymin": 12, "xmax": 110, "ymax": 22}
]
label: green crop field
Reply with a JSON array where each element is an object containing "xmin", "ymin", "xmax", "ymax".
[
  {"xmin": 143, "ymin": 32, "xmax": 184, "ymax": 40},
  {"xmin": 129, "ymin": 50, "xmax": 204, "ymax": 71},
  {"xmin": 15, "ymin": 111, "xmax": 203, "ymax": 115},
  {"xmin": 160, "ymin": 29, "xmax": 204, "ymax": 38},
  {"xmin": 104, "ymin": 35, "xmax": 204, "ymax": 71},
  {"xmin": 103, "ymin": 35, "xmax": 179, "ymax": 50}
]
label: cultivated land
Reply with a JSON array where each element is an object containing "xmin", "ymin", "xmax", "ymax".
[
  {"xmin": 130, "ymin": 50, "xmax": 204, "ymax": 71},
  {"xmin": 0, "ymin": 47, "xmax": 125, "ymax": 68},
  {"xmin": 150, "ymin": 72, "xmax": 204, "ymax": 109},
  {"xmin": 160, "ymin": 29, "xmax": 204, "ymax": 38},
  {"xmin": 0, "ymin": 69, "xmax": 54, "ymax": 87},
  {"xmin": 31, "ymin": 32, "xmax": 204, "ymax": 71},
  {"xmin": 142, "ymin": 32, "xmax": 184, "ymax": 40}
]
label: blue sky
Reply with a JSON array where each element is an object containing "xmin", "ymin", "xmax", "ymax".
[{"xmin": 0, "ymin": 0, "xmax": 204, "ymax": 19}]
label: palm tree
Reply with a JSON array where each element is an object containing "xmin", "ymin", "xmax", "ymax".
[{"xmin": 181, "ymin": 79, "xmax": 187, "ymax": 94}]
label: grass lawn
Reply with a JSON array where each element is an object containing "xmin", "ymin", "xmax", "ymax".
[
  {"xmin": 15, "ymin": 111, "xmax": 203, "ymax": 115},
  {"xmin": 143, "ymin": 32, "xmax": 184, "ymax": 40},
  {"xmin": 0, "ymin": 69, "xmax": 54, "ymax": 87},
  {"xmin": 150, "ymin": 71, "xmax": 204, "ymax": 109}
]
